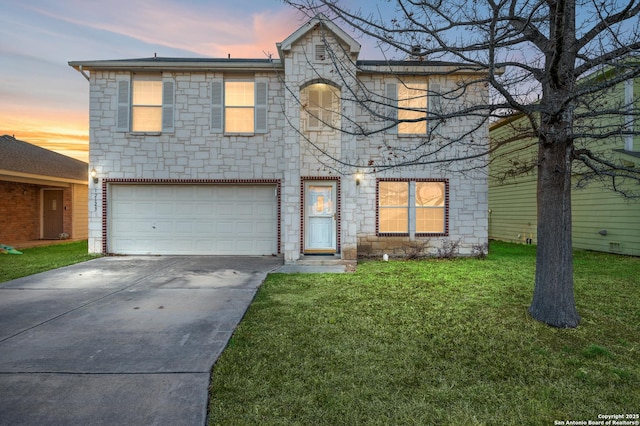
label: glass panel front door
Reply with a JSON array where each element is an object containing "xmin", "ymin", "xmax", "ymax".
[{"xmin": 305, "ymin": 182, "xmax": 337, "ymax": 252}]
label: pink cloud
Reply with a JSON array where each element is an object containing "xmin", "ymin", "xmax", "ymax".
[{"xmin": 27, "ymin": 1, "xmax": 303, "ymax": 58}]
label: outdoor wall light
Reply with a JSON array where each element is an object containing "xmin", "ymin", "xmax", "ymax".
[
  {"xmin": 355, "ymin": 171, "xmax": 363, "ymax": 186},
  {"xmin": 90, "ymin": 168, "xmax": 98, "ymax": 184}
]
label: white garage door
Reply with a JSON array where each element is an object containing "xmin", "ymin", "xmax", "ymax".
[{"xmin": 109, "ymin": 184, "xmax": 277, "ymax": 255}]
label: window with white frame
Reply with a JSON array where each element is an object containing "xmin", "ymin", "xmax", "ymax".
[
  {"xmin": 116, "ymin": 74, "xmax": 174, "ymax": 133},
  {"xmin": 225, "ymin": 81, "xmax": 255, "ymax": 133},
  {"xmin": 131, "ymin": 77, "xmax": 162, "ymax": 132},
  {"xmin": 415, "ymin": 181, "xmax": 446, "ymax": 233},
  {"xmin": 210, "ymin": 79, "xmax": 268, "ymax": 134},
  {"xmin": 386, "ymin": 82, "xmax": 430, "ymax": 135},
  {"xmin": 304, "ymin": 83, "xmax": 339, "ymax": 130},
  {"xmin": 377, "ymin": 179, "xmax": 447, "ymax": 235},
  {"xmin": 398, "ymin": 83, "xmax": 428, "ymax": 134},
  {"xmin": 378, "ymin": 181, "xmax": 409, "ymax": 233}
]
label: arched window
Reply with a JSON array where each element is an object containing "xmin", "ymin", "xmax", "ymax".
[{"xmin": 302, "ymin": 83, "xmax": 340, "ymax": 131}]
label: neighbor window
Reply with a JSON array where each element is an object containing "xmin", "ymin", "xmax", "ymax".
[
  {"xmin": 378, "ymin": 179, "xmax": 447, "ymax": 235},
  {"xmin": 210, "ymin": 79, "xmax": 268, "ymax": 134},
  {"xmin": 305, "ymin": 83, "xmax": 339, "ymax": 130},
  {"xmin": 398, "ymin": 83, "xmax": 428, "ymax": 134}
]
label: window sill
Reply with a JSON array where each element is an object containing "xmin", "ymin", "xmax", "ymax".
[
  {"xmin": 127, "ymin": 132, "xmax": 162, "ymax": 136},
  {"xmin": 416, "ymin": 232, "xmax": 448, "ymax": 237},
  {"xmin": 397, "ymin": 133, "xmax": 428, "ymax": 137},
  {"xmin": 305, "ymin": 128, "xmax": 337, "ymax": 133},
  {"xmin": 377, "ymin": 232, "xmax": 448, "ymax": 237}
]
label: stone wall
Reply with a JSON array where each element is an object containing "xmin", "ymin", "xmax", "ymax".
[
  {"xmin": 88, "ymin": 70, "xmax": 288, "ymax": 254},
  {"xmin": 86, "ymin": 25, "xmax": 490, "ymax": 258}
]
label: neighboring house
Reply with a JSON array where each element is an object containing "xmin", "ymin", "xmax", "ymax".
[
  {"xmin": 69, "ymin": 14, "xmax": 490, "ymax": 261},
  {"xmin": 0, "ymin": 135, "xmax": 88, "ymax": 244},
  {"xmin": 488, "ymin": 71, "xmax": 640, "ymax": 256}
]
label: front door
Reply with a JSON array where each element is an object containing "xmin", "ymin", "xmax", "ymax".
[
  {"xmin": 304, "ymin": 181, "xmax": 337, "ymax": 253},
  {"xmin": 42, "ymin": 189, "xmax": 64, "ymax": 239}
]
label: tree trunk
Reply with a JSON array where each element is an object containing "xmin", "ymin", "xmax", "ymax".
[{"xmin": 529, "ymin": 138, "xmax": 580, "ymax": 328}]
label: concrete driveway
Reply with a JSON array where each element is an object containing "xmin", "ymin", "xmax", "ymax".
[{"xmin": 0, "ymin": 255, "xmax": 282, "ymax": 426}]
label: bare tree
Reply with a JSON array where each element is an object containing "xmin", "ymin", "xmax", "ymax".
[{"xmin": 284, "ymin": 0, "xmax": 640, "ymax": 328}]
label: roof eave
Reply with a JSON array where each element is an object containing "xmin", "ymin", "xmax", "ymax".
[
  {"xmin": 357, "ymin": 62, "xmax": 505, "ymax": 76},
  {"xmin": 0, "ymin": 170, "xmax": 87, "ymax": 186},
  {"xmin": 68, "ymin": 59, "xmax": 284, "ymax": 73}
]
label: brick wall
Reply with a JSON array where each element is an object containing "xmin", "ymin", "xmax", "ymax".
[
  {"xmin": 0, "ymin": 181, "xmax": 40, "ymax": 242},
  {"xmin": 63, "ymin": 187, "xmax": 73, "ymax": 237}
]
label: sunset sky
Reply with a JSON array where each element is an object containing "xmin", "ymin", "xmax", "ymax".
[{"xmin": 0, "ymin": 0, "xmax": 388, "ymax": 163}]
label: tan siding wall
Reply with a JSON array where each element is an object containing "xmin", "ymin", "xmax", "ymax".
[{"xmin": 72, "ymin": 184, "xmax": 89, "ymax": 239}]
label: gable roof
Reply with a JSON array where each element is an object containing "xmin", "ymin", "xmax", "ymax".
[
  {"xmin": 68, "ymin": 14, "xmax": 362, "ymax": 75},
  {"xmin": 277, "ymin": 13, "xmax": 361, "ymax": 59},
  {"xmin": 69, "ymin": 13, "xmax": 493, "ymax": 78},
  {"xmin": 0, "ymin": 135, "xmax": 87, "ymax": 182}
]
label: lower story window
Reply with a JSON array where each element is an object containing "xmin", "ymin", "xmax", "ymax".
[{"xmin": 377, "ymin": 179, "xmax": 448, "ymax": 235}]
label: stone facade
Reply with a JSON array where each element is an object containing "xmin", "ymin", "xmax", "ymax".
[{"xmin": 74, "ymin": 14, "xmax": 489, "ymax": 260}]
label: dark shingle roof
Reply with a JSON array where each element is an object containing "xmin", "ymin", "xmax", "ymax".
[{"xmin": 0, "ymin": 135, "xmax": 87, "ymax": 181}]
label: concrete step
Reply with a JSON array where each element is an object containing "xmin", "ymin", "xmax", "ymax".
[{"xmin": 295, "ymin": 255, "xmax": 351, "ymax": 266}]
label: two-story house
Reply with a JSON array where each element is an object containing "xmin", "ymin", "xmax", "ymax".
[{"xmin": 69, "ymin": 14, "xmax": 490, "ymax": 262}]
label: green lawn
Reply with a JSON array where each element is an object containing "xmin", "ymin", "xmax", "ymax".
[
  {"xmin": 208, "ymin": 242, "xmax": 640, "ymax": 425},
  {"xmin": 0, "ymin": 240, "xmax": 97, "ymax": 283}
]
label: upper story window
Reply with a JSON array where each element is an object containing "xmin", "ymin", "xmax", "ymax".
[
  {"xmin": 225, "ymin": 81, "xmax": 255, "ymax": 133},
  {"xmin": 386, "ymin": 81, "xmax": 430, "ymax": 135},
  {"xmin": 132, "ymin": 77, "xmax": 162, "ymax": 132},
  {"xmin": 211, "ymin": 78, "xmax": 268, "ymax": 134},
  {"xmin": 302, "ymin": 83, "xmax": 340, "ymax": 131},
  {"xmin": 377, "ymin": 179, "xmax": 448, "ymax": 235},
  {"xmin": 398, "ymin": 83, "xmax": 428, "ymax": 134},
  {"xmin": 116, "ymin": 74, "xmax": 174, "ymax": 133}
]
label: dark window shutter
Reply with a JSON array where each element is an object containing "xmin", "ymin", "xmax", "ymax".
[
  {"xmin": 116, "ymin": 78, "xmax": 130, "ymax": 132},
  {"xmin": 428, "ymin": 82, "xmax": 441, "ymax": 133},
  {"xmin": 255, "ymin": 80, "xmax": 268, "ymax": 133},
  {"xmin": 162, "ymin": 80, "xmax": 174, "ymax": 132},
  {"xmin": 211, "ymin": 80, "xmax": 223, "ymax": 133},
  {"xmin": 385, "ymin": 83, "xmax": 397, "ymax": 133}
]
